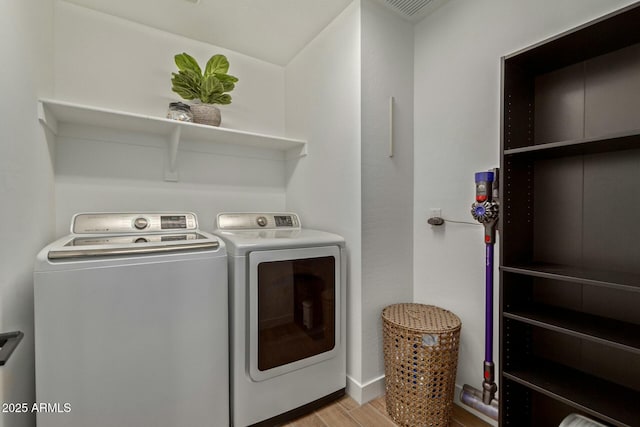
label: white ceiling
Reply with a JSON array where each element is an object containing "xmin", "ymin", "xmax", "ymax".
[{"xmin": 62, "ymin": 0, "xmax": 354, "ymax": 66}]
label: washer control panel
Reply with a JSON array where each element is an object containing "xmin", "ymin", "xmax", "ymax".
[
  {"xmin": 72, "ymin": 213, "xmax": 198, "ymax": 234},
  {"xmin": 217, "ymin": 213, "xmax": 301, "ymax": 230}
]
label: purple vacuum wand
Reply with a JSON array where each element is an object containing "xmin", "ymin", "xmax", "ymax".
[{"xmin": 471, "ymin": 170, "xmax": 499, "ymax": 405}]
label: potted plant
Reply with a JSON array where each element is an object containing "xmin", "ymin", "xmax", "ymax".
[{"xmin": 171, "ymin": 52, "xmax": 239, "ymax": 126}]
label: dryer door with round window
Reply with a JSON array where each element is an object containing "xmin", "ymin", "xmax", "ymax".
[{"xmin": 248, "ymin": 246, "xmax": 341, "ymax": 382}]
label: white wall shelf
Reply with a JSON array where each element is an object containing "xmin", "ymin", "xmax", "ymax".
[{"xmin": 38, "ymin": 99, "xmax": 307, "ymax": 181}]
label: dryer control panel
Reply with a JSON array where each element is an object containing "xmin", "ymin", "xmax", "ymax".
[
  {"xmin": 217, "ymin": 213, "xmax": 301, "ymax": 230},
  {"xmin": 72, "ymin": 213, "xmax": 198, "ymax": 234}
]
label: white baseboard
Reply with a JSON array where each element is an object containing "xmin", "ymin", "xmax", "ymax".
[
  {"xmin": 454, "ymin": 383, "xmax": 499, "ymax": 426},
  {"xmin": 346, "ymin": 374, "xmax": 385, "ymax": 405}
]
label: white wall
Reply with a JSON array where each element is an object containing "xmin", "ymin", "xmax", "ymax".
[
  {"xmin": 413, "ymin": 0, "xmax": 638, "ymax": 422},
  {"xmin": 52, "ymin": 1, "xmax": 290, "ymax": 235},
  {"xmin": 360, "ymin": 0, "xmax": 414, "ymax": 400},
  {"xmin": 285, "ymin": 1, "xmax": 413, "ymax": 404},
  {"xmin": 54, "ymin": 0, "xmax": 285, "ymax": 136},
  {"xmin": 284, "ymin": 0, "xmax": 363, "ymax": 391},
  {"xmin": 53, "ymin": 123, "xmax": 287, "ymax": 235},
  {"xmin": 0, "ymin": 1, "xmax": 55, "ymax": 426}
]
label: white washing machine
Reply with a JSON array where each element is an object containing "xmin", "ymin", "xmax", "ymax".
[
  {"xmin": 214, "ymin": 213, "xmax": 346, "ymax": 427},
  {"xmin": 33, "ymin": 212, "xmax": 228, "ymax": 427}
]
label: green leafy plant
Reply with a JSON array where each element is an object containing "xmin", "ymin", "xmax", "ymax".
[{"xmin": 171, "ymin": 53, "xmax": 238, "ymax": 105}]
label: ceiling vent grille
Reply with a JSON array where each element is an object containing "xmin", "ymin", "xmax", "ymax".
[{"xmin": 384, "ymin": 0, "xmax": 434, "ymax": 17}]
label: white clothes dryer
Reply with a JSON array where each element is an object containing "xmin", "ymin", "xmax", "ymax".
[
  {"xmin": 214, "ymin": 213, "xmax": 346, "ymax": 427},
  {"xmin": 34, "ymin": 212, "xmax": 228, "ymax": 427}
]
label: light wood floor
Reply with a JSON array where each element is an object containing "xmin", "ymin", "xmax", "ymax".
[{"xmin": 282, "ymin": 395, "xmax": 492, "ymax": 427}]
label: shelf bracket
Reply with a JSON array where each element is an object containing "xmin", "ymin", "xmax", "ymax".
[
  {"xmin": 286, "ymin": 142, "xmax": 308, "ymax": 160},
  {"xmin": 165, "ymin": 125, "xmax": 181, "ymax": 182},
  {"xmin": 37, "ymin": 101, "xmax": 58, "ymax": 135},
  {"xmin": 0, "ymin": 331, "xmax": 23, "ymax": 366}
]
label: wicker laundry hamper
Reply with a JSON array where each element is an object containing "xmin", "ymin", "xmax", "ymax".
[{"xmin": 382, "ymin": 303, "xmax": 462, "ymax": 427}]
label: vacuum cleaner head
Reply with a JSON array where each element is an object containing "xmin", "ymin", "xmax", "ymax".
[{"xmin": 460, "ymin": 384, "xmax": 498, "ymax": 421}]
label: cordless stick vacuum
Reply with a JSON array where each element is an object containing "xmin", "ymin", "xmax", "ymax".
[{"xmin": 460, "ymin": 169, "xmax": 500, "ymax": 421}]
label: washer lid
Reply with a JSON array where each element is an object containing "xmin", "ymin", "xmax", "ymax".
[
  {"xmin": 44, "ymin": 212, "xmax": 221, "ymax": 261},
  {"xmin": 47, "ymin": 231, "xmax": 220, "ymax": 260}
]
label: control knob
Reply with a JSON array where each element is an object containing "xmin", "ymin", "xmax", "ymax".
[{"xmin": 134, "ymin": 217, "xmax": 149, "ymax": 230}]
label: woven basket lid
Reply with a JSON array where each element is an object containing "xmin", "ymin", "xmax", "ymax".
[{"xmin": 382, "ymin": 303, "xmax": 461, "ymax": 332}]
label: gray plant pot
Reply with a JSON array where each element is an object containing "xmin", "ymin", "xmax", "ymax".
[{"xmin": 190, "ymin": 103, "xmax": 221, "ymax": 126}]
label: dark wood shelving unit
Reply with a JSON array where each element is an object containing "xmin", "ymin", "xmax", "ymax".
[
  {"xmin": 499, "ymin": 3, "xmax": 640, "ymax": 426},
  {"xmin": 504, "ymin": 359, "xmax": 640, "ymax": 427}
]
